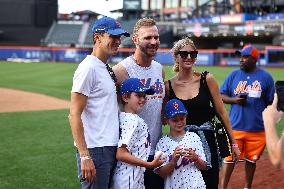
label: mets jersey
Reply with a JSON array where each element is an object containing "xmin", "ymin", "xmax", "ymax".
[
  {"xmin": 220, "ymin": 68, "xmax": 274, "ymax": 131},
  {"xmin": 112, "ymin": 112, "xmax": 151, "ymax": 189},
  {"xmin": 120, "ymin": 57, "xmax": 165, "ymax": 155},
  {"xmin": 155, "ymin": 132, "xmax": 206, "ymax": 189}
]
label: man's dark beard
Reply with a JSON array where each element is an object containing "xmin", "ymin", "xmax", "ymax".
[
  {"xmin": 240, "ymin": 65, "xmax": 250, "ymax": 72},
  {"xmin": 240, "ymin": 62, "xmax": 255, "ymax": 72}
]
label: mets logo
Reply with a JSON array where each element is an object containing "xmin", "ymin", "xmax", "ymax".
[
  {"xmin": 234, "ymin": 80, "xmax": 262, "ymax": 95},
  {"xmin": 140, "ymin": 78, "xmax": 164, "ymax": 95},
  {"xmin": 173, "ymin": 102, "xmax": 179, "ymax": 110},
  {"xmin": 168, "ymin": 154, "xmax": 191, "ymax": 169}
]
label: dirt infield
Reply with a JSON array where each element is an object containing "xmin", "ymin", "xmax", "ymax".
[
  {"xmin": 221, "ymin": 155, "xmax": 284, "ymax": 189},
  {"xmin": 0, "ymin": 87, "xmax": 283, "ymax": 188},
  {"xmin": 0, "ymin": 88, "xmax": 70, "ymax": 112}
]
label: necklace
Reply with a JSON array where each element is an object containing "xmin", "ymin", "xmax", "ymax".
[
  {"xmin": 177, "ymin": 71, "xmax": 196, "ymax": 83},
  {"xmin": 176, "ymin": 77, "xmax": 193, "ymax": 84},
  {"xmin": 132, "ymin": 55, "xmax": 151, "ymax": 69}
]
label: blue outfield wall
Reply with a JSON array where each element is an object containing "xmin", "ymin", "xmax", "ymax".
[
  {"xmin": 0, "ymin": 47, "xmax": 90, "ymax": 62},
  {"xmin": 0, "ymin": 46, "xmax": 284, "ymax": 66}
]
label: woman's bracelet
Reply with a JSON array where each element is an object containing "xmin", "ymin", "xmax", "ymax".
[{"xmin": 232, "ymin": 143, "xmax": 238, "ymax": 148}]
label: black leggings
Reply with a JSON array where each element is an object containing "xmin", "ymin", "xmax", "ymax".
[
  {"xmin": 144, "ymin": 155, "xmax": 164, "ymax": 189},
  {"xmin": 202, "ymin": 130, "xmax": 220, "ymax": 189}
]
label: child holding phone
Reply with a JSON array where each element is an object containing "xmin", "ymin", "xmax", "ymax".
[{"xmin": 155, "ymin": 99, "xmax": 207, "ymax": 189}]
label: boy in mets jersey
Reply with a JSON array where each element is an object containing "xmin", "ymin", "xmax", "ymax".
[
  {"xmin": 155, "ymin": 99, "xmax": 207, "ymax": 189},
  {"xmin": 112, "ymin": 78, "xmax": 164, "ymax": 189}
]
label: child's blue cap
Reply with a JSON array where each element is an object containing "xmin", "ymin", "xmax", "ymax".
[
  {"xmin": 92, "ymin": 16, "xmax": 130, "ymax": 37},
  {"xmin": 165, "ymin": 99, "xmax": 188, "ymax": 118},
  {"xmin": 120, "ymin": 78, "xmax": 155, "ymax": 95}
]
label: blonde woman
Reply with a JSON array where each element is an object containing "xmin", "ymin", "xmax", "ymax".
[{"xmin": 164, "ymin": 37, "xmax": 240, "ymax": 189}]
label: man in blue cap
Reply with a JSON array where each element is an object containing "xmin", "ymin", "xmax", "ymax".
[
  {"xmin": 220, "ymin": 45, "xmax": 275, "ymax": 189},
  {"xmin": 69, "ymin": 16, "xmax": 129, "ymax": 189}
]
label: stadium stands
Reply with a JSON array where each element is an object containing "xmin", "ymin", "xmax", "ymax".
[
  {"xmin": 44, "ymin": 18, "xmax": 136, "ymax": 48},
  {"xmin": 82, "ymin": 19, "xmax": 95, "ymax": 48},
  {"xmin": 0, "ymin": 0, "xmax": 57, "ymax": 46},
  {"xmin": 1, "ymin": 0, "xmax": 284, "ymax": 65},
  {"xmin": 43, "ymin": 21, "xmax": 83, "ymax": 47}
]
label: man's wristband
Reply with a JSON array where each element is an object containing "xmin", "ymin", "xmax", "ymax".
[
  {"xmin": 232, "ymin": 143, "xmax": 238, "ymax": 148},
  {"xmin": 80, "ymin": 156, "xmax": 92, "ymax": 161}
]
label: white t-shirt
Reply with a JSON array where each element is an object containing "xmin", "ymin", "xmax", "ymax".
[
  {"xmin": 120, "ymin": 57, "xmax": 165, "ymax": 155},
  {"xmin": 112, "ymin": 112, "xmax": 151, "ymax": 189},
  {"xmin": 71, "ymin": 55, "xmax": 119, "ymax": 148},
  {"xmin": 155, "ymin": 132, "xmax": 206, "ymax": 189}
]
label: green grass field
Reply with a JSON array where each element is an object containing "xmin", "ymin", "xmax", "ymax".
[{"xmin": 0, "ymin": 61, "xmax": 283, "ymax": 189}]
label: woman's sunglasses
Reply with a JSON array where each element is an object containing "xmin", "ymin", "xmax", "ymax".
[{"xmin": 176, "ymin": 50, "xmax": 198, "ymax": 59}]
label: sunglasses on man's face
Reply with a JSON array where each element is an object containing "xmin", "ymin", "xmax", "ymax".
[{"xmin": 176, "ymin": 50, "xmax": 198, "ymax": 59}]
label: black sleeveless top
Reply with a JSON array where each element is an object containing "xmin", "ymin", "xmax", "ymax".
[
  {"xmin": 168, "ymin": 73, "xmax": 215, "ymax": 126},
  {"xmin": 168, "ymin": 73, "xmax": 220, "ymax": 189}
]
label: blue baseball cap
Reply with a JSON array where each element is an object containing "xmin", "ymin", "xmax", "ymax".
[
  {"xmin": 92, "ymin": 16, "xmax": 130, "ymax": 37},
  {"xmin": 120, "ymin": 78, "xmax": 155, "ymax": 95},
  {"xmin": 235, "ymin": 45, "xmax": 259, "ymax": 61},
  {"xmin": 165, "ymin": 99, "xmax": 188, "ymax": 118}
]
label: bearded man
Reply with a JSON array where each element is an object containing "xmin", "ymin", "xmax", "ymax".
[{"xmin": 113, "ymin": 18, "xmax": 165, "ymax": 189}]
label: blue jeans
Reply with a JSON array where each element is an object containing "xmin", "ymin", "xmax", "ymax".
[{"xmin": 76, "ymin": 146, "xmax": 117, "ymax": 189}]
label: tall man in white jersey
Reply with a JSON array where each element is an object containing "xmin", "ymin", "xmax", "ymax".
[
  {"xmin": 69, "ymin": 16, "xmax": 129, "ymax": 189},
  {"xmin": 113, "ymin": 18, "xmax": 165, "ymax": 189}
]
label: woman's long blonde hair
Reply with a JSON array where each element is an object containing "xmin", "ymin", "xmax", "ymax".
[{"xmin": 172, "ymin": 37, "xmax": 197, "ymax": 72}]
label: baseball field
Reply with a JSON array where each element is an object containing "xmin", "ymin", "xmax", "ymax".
[{"xmin": 0, "ymin": 61, "xmax": 283, "ymax": 189}]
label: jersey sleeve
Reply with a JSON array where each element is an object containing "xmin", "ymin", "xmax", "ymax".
[
  {"xmin": 220, "ymin": 71, "xmax": 235, "ymax": 96},
  {"xmin": 71, "ymin": 63, "xmax": 96, "ymax": 97},
  {"xmin": 118, "ymin": 115, "xmax": 139, "ymax": 151}
]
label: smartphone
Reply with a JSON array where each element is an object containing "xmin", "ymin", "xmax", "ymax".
[
  {"xmin": 275, "ymin": 81, "xmax": 284, "ymax": 111},
  {"xmin": 240, "ymin": 93, "xmax": 248, "ymax": 99}
]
